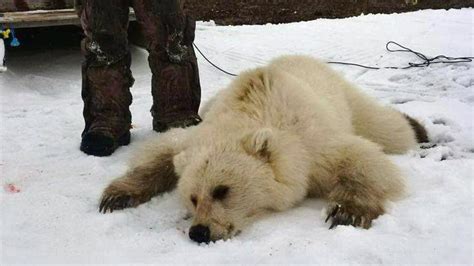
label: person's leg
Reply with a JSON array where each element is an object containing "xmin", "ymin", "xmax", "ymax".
[
  {"xmin": 132, "ymin": 0, "xmax": 201, "ymax": 132},
  {"xmin": 79, "ymin": 0, "xmax": 134, "ymax": 156}
]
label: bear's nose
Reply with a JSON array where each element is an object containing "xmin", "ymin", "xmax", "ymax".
[{"xmin": 189, "ymin": 224, "xmax": 210, "ymax": 244}]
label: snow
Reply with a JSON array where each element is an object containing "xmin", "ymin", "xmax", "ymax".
[{"xmin": 1, "ymin": 8, "xmax": 473, "ymax": 264}]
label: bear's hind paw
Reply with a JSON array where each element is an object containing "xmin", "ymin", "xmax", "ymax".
[{"xmin": 325, "ymin": 203, "xmax": 380, "ymax": 229}]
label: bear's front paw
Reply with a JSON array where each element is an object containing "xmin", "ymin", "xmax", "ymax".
[
  {"xmin": 325, "ymin": 202, "xmax": 383, "ymax": 229},
  {"xmin": 98, "ymin": 183, "xmax": 144, "ymax": 213},
  {"xmin": 99, "ymin": 194, "xmax": 137, "ymax": 214}
]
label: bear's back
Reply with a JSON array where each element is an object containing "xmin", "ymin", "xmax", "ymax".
[
  {"xmin": 269, "ymin": 55, "xmax": 352, "ymax": 113},
  {"xmin": 202, "ymin": 55, "xmax": 355, "ymax": 139},
  {"xmin": 267, "ymin": 56, "xmax": 353, "ymax": 133}
]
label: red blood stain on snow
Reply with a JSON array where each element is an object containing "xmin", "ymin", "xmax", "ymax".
[{"xmin": 4, "ymin": 183, "xmax": 21, "ymax": 193}]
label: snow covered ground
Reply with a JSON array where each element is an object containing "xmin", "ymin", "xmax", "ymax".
[{"xmin": 1, "ymin": 8, "xmax": 473, "ymax": 264}]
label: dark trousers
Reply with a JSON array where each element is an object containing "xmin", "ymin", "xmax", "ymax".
[{"xmin": 79, "ymin": 0, "xmax": 201, "ymax": 137}]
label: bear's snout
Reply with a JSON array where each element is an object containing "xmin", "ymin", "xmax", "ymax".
[{"xmin": 189, "ymin": 224, "xmax": 210, "ymax": 244}]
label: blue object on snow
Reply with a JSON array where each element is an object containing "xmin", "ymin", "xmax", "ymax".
[
  {"xmin": 9, "ymin": 28, "xmax": 20, "ymax": 47},
  {"xmin": 10, "ymin": 37, "xmax": 20, "ymax": 47}
]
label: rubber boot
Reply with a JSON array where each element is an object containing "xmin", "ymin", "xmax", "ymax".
[
  {"xmin": 133, "ymin": 0, "xmax": 202, "ymax": 133},
  {"xmin": 79, "ymin": 0, "xmax": 133, "ymax": 156}
]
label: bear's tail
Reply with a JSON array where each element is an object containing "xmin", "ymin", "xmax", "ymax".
[{"xmin": 403, "ymin": 115, "xmax": 429, "ymax": 143}]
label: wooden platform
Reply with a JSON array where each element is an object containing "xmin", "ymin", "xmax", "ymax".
[{"xmin": 0, "ymin": 9, "xmax": 136, "ymax": 28}]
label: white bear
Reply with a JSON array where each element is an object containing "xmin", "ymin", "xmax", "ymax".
[{"xmin": 98, "ymin": 55, "xmax": 427, "ymax": 243}]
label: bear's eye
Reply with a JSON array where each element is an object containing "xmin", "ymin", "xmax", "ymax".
[
  {"xmin": 212, "ymin": 185, "xmax": 230, "ymax": 200},
  {"xmin": 190, "ymin": 195, "xmax": 198, "ymax": 207}
]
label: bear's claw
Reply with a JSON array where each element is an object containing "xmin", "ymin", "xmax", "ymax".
[
  {"xmin": 99, "ymin": 195, "xmax": 135, "ymax": 213},
  {"xmin": 325, "ymin": 204, "xmax": 341, "ymax": 223},
  {"xmin": 325, "ymin": 204, "xmax": 371, "ymax": 229}
]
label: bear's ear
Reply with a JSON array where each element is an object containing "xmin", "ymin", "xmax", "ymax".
[
  {"xmin": 242, "ymin": 128, "xmax": 274, "ymax": 161},
  {"xmin": 173, "ymin": 151, "xmax": 190, "ymax": 176}
]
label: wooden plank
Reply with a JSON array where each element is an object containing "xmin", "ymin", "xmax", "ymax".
[
  {"xmin": 0, "ymin": 9, "xmax": 79, "ymax": 28},
  {"xmin": 0, "ymin": 0, "xmax": 74, "ymax": 12},
  {"xmin": 0, "ymin": 9, "xmax": 136, "ymax": 28}
]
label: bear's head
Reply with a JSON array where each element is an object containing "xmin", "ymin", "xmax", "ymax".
[{"xmin": 174, "ymin": 128, "xmax": 309, "ymax": 243}]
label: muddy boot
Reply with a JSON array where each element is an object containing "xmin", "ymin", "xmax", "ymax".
[
  {"xmin": 133, "ymin": 0, "xmax": 202, "ymax": 133},
  {"xmin": 79, "ymin": 0, "xmax": 133, "ymax": 156},
  {"xmin": 152, "ymin": 114, "xmax": 202, "ymax": 133},
  {"xmin": 150, "ymin": 43, "xmax": 203, "ymax": 133},
  {"xmin": 80, "ymin": 47, "xmax": 134, "ymax": 156},
  {"xmin": 81, "ymin": 131, "xmax": 131, "ymax": 157},
  {"xmin": 80, "ymin": 74, "xmax": 133, "ymax": 157}
]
